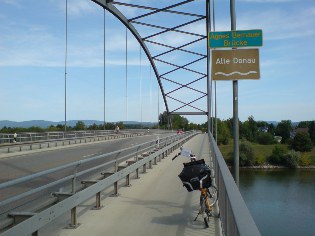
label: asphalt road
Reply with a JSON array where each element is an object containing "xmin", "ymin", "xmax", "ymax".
[
  {"xmin": 0, "ymin": 133, "xmax": 170, "ymax": 183},
  {"xmin": 0, "ymin": 132, "xmax": 175, "ymax": 216}
]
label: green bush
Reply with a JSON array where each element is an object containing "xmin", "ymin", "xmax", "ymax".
[
  {"xmin": 254, "ymin": 154, "xmax": 266, "ymax": 166},
  {"xmin": 283, "ymin": 150, "xmax": 300, "ymax": 168},
  {"xmin": 239, "ymin": 141, "xmax": 255, "ymax": 166},
  {"xmin": 257, "ymin": 132, "xmax": 276, "ymax": 145},
  {"xmin": 299, "ymin": 153, "xmax": 312, "ymax": 166},
  {"xmin": 268, "ymin": 145, "xmax": 288, "ymax": 165}
]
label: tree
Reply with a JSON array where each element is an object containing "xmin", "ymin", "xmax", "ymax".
[
  {"xmin": 239, "ymin": 116, "xmax": 258, "ymax": 142},
  {"xmin": 116, "ymin": 122, "xmax": 125, "ymax": 129},
  {"xmin": 56, "ymin": 124, "xmax": 65, "ymax": 131},
  {"xmin": 268, "ymin": 145, "xmax": 288, "ymax": 165},
  {"xmin": 267, "ymin": 123, "xmax": 275, "ymax": 135},
  {"xmin": 291, "ymin": 132, "xmax": 313, "ymax": 152},
  {"xmin": 257, "ymin": 132, "xmax": 276, "ymax": 145},
  {"xmin": 240, "ymin": 121, "xmax": 252, "ymax": 141},
  {"xmin": 298, "ymin": 121, "xmax": 311, "ymax": 128},
  {"xmin": 309, "ymin": 121, "xmax": 315, "ymax": 145},
  {"xmin": 74, "ymin": 121, "xmax": 86, "ymax": 131},
  {"xmin": 88, "ymin": 123, "xmax": 99, "ymax": 130},
  {"xmin": 105, "ymin": 122, "xmax": 115, "ymax": 130},
  {"xmin": 239, "ymin": 141, "xmax": 255, "ymax": 166},
  {"xmin": 275, "ymin": 120, "xmax": 292, "ymax": 143},
  {"xmin": 217, "ymin": 119, "xmax": 231, "ymax": 145},
  {"xmin": 159, "ymin": 111, "xmax": 168, "ymax": 128},
  {"xmin": 283, "ymin": 150, "xmax": 300, "ymax": 168},
  {"xmin": 171, "ymin": 115, "xmax": 188, "ymax": 130}
]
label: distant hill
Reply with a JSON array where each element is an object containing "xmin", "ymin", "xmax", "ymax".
[{"xmin": 0, "ymin": 120, "xmax": 157, "ymax": 129}]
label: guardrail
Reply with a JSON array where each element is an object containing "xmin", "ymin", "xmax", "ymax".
[
  {"xmin": 0, "ymin": 131, "xmax": 196, "ymax": 235},
  {"xmin": 0, "ymin": 130, "xmax": 166, "ymax": 154},
  {"xmin": 209, "ymin": 133, "xmax": 260, "ymax": 236},
  {"xmin": 0, "ymin": 130, "xmax": 112, "ymax": 143},
  {"xmin": 0, "ymin": 129, "xmax": 167, "ymax": 144}
]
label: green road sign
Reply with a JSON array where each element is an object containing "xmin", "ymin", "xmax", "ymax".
[{"xmin": 209, "ymin": 29, "xmax": 263, "ymax": 48}]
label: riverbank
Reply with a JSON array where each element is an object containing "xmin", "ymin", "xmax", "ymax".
[
  {"xmin": 219, "ymin": 143, "xmax": 315, "ymax": 168},
  {"xmin": 240, "ymin": 164, "xmax": 315, "ymax": 169}
]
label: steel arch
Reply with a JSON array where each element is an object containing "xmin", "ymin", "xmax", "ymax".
[{"xmin": 91, "ymin": 0, "xmax": 170, "ymax": 114}]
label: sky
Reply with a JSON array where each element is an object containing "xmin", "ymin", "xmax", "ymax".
[{"xmin": 0, "ymin": 0, "xmax": 314, "ymax": 125}]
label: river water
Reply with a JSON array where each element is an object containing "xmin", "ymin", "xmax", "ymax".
[{"xmin": 239, "ymin": 169, "xmax": 315, "ymax": 236}]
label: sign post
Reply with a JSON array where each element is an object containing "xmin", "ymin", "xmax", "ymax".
[{"xmin": 208, "ymin": 3, "xmax": 263, "ymax": 187}]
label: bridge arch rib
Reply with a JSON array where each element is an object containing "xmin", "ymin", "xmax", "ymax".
[
  {"xmin": 91, "ymin": 0, "xmax": 169, "ymax": 113},
  {"xmin": 91, "ymin": 0, "xmax": 209, "ymax": 118}
]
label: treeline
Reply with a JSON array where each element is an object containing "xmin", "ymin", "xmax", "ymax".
[
  {"xmin": 213, "ymin": 116, "xmax": 315, "ymax": 168},
  {"xmin": 0, "ymin": 121, "xmax": 129, "ymax": 133},
  {"xmin": 158, "ymin": 112, "xmax": 315, "ymax": 148},
  {"xmin": 214, "ymin": 116, "xmax": 315, "ymax": 147},
  {"xmin": 158, "ymin": 112, "xmax": 315, "ymax": 167}
]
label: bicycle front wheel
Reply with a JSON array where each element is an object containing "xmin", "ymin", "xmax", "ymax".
[{"xmin": 207, "ymin": 185, "xmax": 218, "ymax": 207}]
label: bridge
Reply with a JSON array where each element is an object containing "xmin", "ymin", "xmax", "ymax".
[
  {"xmin": 0, "ymin": 131, "xmax": 259, "ymax": 235},
  {"xmin": 0, "ymin": 1, "xmax": 260, "ymax": 235}
]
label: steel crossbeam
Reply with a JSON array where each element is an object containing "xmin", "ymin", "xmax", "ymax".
[
  {"xmin": 112, "ymin": 1, "xmax": 204, "ymax": 18},
  {"xmin": 162, "ymin": 75, "xmax": 207, "ymax": 96},
  {"xmin": 92, "ymin": 0, "xmax": 209, "ymax": 118}
]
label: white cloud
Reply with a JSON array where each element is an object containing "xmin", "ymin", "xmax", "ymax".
[
  {"xmin": 236, "ymin": 7, "xmax": 315, "ymax": 40},
  {"xmin": 55, "ymin": 0, "xmax": 97, "ymax": 17},
  {"xmin": 0, "ymin": 0, "xmax": 21, "ymax": 6}
]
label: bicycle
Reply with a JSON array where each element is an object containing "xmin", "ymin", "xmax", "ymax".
[
  {"xmin": 195, "ymin": 186, "xmax": 218, "ymax": 228},
  {"xmin": 177, "ymin": 153, "xmax": 218, "ymax": 228}
]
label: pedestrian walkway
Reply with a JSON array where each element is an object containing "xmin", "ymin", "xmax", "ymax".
[{"xmin": 42, "ymin": 134, "xmax": 221, "ymax": 236}]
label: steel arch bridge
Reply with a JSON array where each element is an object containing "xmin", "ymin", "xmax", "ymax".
[{"xmin": 92, "ymin": 0, "xmax": 211, "ymax": 121}]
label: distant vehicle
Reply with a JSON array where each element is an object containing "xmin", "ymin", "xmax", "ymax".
[{"xmin": 177, "ymin": 129, "xmax": 184, "ymax": 134}]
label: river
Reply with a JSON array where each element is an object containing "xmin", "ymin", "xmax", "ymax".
[{"xmin": 239, "ymin": 169, "xmax": 315, "ymax": 236}]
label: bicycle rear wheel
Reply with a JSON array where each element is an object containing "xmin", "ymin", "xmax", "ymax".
[{"xmin": 207, "ymin": 185, "xmax": 218, "ymax": 207}]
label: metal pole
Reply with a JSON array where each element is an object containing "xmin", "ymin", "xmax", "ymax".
[
  {"xmin": 64, "ymin": 0, "xmax": 68, "ymax": 133},
  {"xmin": 125, "ymin": 27, "xmax": 128, "ymax": 122},
  {"xmin": 213, "ymin": 0, "xmax": 218, "ymax": 143},
  {"xmin": 104, "ymin": 8, "xmax": 106, "ymax": 130},
  {"xmin": 230, "ymin": 0, "xmax": 239, "ymax": 186},
  {"xmin": 206, "ymin": 0, "xmax": 212, "ymax": 135},
  {"xmin": 156, "ymin": 67, "xmax": 160, "ymax": 129}
]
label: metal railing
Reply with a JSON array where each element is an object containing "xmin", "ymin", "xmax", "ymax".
[
  {"xmin": 0, "ymin": 131, "xmax": 196, "ymax": 235},
  {"xmin": 0, "ymin": 129, "xmax": 168, "ymax": 154},
  {"xmin": 0, "ymin": 129, "xmax": 163, "ymax": 144},
  {"xmin": 209, "ymin": 133, "xmax": 260, "ymax": 236}
]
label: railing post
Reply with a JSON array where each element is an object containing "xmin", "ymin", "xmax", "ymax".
[
  {"xmin": 72, "ymin": 163, "xmax": 80, "ymax": 193},
  {"xmin": 68, "ymin": 207, "xmax": 80, "ymax": 228},
  {"xmin": 126, "ymin": 174, "xmax": 130, "ymax": 187},
  {"xmin": 112, "ymin": 155, "xmax": 119, "ymax": 196},
  {"xmin": 93, "ymin": 192, "xmax": 102, "ymax": 210}
]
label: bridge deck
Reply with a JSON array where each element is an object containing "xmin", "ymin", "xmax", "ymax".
[{"xmin": 43, "ymin": 134, "xmax": 221, "ymax": 236}]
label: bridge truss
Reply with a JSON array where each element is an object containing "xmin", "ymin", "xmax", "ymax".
[{"xmin": 92, "ymin": 0, "xmax": 211, "ymax": 119}]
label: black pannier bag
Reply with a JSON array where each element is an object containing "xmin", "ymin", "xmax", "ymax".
[{"xmin": 178, "ymin": 159, "xmax": 212, "ymax": 192}]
